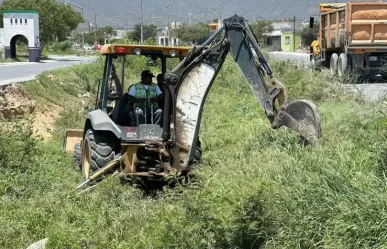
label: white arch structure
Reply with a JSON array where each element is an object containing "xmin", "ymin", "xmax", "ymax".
[{"xmin": 2, "ymin": 10, "xmax": 41, "ymax": 62}]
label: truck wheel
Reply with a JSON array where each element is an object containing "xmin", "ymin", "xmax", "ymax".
[
  {"xmin": 338, "ymin": 53, "xmax": 349, "ymax": 77},
  {"xmin": 330, "ymin": 53, "xmax": 339, "ymax": 76},
  {"xmin": 73, "ymin": 143, "xmax": 82, "ymax": 169},
  {"xmin": 81, "ymin": 129, "xmax": 117, "ymax": 180}
]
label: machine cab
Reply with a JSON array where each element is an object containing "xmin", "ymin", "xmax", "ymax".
[
  {"xmin": 96, "ymin": 44, "xmax": 190, "ymax": 142},
  {"xmin": 64, "ymin": 44, "xmax": 191, "ymax": 152}
]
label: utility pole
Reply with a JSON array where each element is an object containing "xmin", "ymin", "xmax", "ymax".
[
  {"xmin": 82, "ymin": 32, "xmax": 85, "ymax": 51},
  {"xmin": 94, "ymin": 13, "xmax": 97, "ymax": 43},
  {"xmin": 166, "ymin": 4, "xmax": 171, "ymax": 45},
  {"xmin": 210, "ymin": 7, "xmax": 222, "ymax": 21},
  {"xmin": 167, "ymin": 5, "xmax": 170, "ymax": 30},
  {"xmin": 188, "ymin": 11, "xmax": 192, "ymax": 26},
  {"xmin": 293, "ymin": 15, "xmax": 296, "ymax": 52},
  {"xmin": 235, "ymin": 0, "xmax": 240, "ymax": 15},
  {"xmin": 140, "ymin": 0, "xmax": 144, "ymax": 44},
  {"xmin": 94, "ymin": 13, "xmax": 97, "ymax": 30}
]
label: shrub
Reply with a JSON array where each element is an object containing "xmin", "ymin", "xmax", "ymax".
[{"xmin": 50, "ymin": 41, "xmax": 75, "ymax": 54}]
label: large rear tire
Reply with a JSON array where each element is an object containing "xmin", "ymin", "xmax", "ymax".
[
  {"xmin": 338, "ymin": 53, "xmax": 349, "ymax": 77},
  {"xmin": 330, "ymin": 53, "xmax": 339, "ymax": 76},
  {"xmin": 81, "ymin": 129, "xmax": 117, "ymax": 180}
]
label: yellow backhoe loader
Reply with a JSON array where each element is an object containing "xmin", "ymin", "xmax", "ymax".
[{"xmin": 64, "ymin": 15, "xmax": 322, "ymax": 189}]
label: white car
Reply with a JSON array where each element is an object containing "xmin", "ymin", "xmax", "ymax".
[{"xmin": 83, "ymin": 44, "xmax": 93, "ymax": 50}]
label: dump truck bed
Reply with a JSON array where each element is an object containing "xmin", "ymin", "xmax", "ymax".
[{"xmin": 320, "ymin": 1, "xmax": 387, "ymax": 51}]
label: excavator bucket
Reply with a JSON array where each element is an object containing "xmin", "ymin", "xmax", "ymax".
[
  {"xmin": 213, "ymin": 15, "xmax": 322, "ymax": 144},
  {"xmin": 272, "ymin": 99, "xmax": 322, "ymax": 143},
  {"xmin": 63, "ymin": 129, "xmax": 83, "ymax": 153}
]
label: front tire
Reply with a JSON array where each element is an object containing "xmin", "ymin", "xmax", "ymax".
[
  {"xmin": 73, "ymin": 143, "xmax": 81, "ymax": 169},
  {"xmin": 81, "ymin": 129, "xmax": 117, "ymax": 180}
]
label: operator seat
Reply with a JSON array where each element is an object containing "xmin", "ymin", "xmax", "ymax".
[{"xmin": 111, "ymin": 92, "xmax": 133, "ymax": 126}]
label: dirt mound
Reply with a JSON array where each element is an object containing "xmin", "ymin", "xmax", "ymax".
[
  {"xmin": 0, "ymin": 84, "xmax": 36, "ymax": 119},
  {"xmin": 32, "ymin": 104, "xmax": 61, "ymax": 140},
  {"xmin": 352, "ymin": 9, "xmax": 387, "ymax": 20},
  {"xmin": 353, "ymin": 31, "xmax": 371, "ymax": 40}
]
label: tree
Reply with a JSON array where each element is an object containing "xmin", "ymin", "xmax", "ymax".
[
  {"xmin": 103, "ymin": 26, "xmax": 116, "ymax": 37},
  {"xmin": 0, "ymin": 0, "xmax": 83, "ymax": 48},
  {"xmin": 129, "ymin": 24, "xmax": 157, "ymax": 43},
  {"xmin": 72, "ymin": 25, "xmax": 117, "ymax": 46},
  {"xmin": 250, "ymin": 20, "xmax": 274, "ymax": 43},
  {"xmin": 74, "ymin": 30, "xmax": 101, "ymax": 45},
  {"xmin": 300, "ymin": 22, "xmax": 320, "ymax": 47},
  {"xmin": 171, "ymin": 23, "xmax": 210, "ymax": 45}
]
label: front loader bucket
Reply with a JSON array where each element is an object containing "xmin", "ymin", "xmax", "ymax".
[
  {"xmin": 63, "ymin": 129, "xmax": 83, "ymax": 153},
  {"xmin": 272, "ymin": 100, "xmax": 322, "ymax": 144}
]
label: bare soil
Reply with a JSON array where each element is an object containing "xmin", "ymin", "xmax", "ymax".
[
  {"xmin": 0, "ymin": 84, "xmax": 60, "ymax": 140},
  {"xmin": 32, "ymin": 104, "xmax": 61, "ymax": 140},
  {"xmin": 0, "ymin": 84, "xmax": 36, "ymax": 119}
]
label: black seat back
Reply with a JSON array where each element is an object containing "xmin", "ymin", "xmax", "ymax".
[{"xmin": 112, "ymin": 93, "xmax": 133, "ymax": 126}]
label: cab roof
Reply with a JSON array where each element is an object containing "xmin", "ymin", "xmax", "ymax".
[{"xmin": 99, "ymin": 44, "xmax": 191, "ymax": 57}]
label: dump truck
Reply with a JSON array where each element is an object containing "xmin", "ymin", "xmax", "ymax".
[{"xmin": 310, "ymin": 1, "xmax": 387, "ymax": 78}]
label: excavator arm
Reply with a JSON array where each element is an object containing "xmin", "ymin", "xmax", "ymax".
[{"xmin": 162, "ymin": 15, "xmax": 322, "ymax": 171}]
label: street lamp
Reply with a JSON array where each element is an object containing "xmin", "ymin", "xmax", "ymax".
[
  {"xmin": 167, "ymin": 5, "xmax": 171, "ymax": 30},
  {"xmin": 166, "ymin": 4, "xmax": 171, "ymax": 45},
  {"xmin": 210, "ymin": 7, "xmax": 221, "ymax": 21},
  {"xmin": 65, "ymin": 2, "xmax": 85, "ymax": 49}
]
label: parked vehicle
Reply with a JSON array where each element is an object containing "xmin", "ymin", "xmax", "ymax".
[{"xmin": 310, "ymin": 1, "xmax": 387, "ymax": 79}]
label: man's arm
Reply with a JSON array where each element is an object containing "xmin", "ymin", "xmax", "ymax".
[{"xmin": 151, "ymin": 85, "xmax": 164, "ymax": 102}]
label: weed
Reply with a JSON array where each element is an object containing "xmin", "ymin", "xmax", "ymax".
[{"xmin": 2, "ymin": 55, "xmax": 387, "ymax": 248}]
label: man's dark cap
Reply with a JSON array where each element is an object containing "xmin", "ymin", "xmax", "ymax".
[{"xmin": 141, "ymin": 70, "xmax": 155, "ymax": 77}]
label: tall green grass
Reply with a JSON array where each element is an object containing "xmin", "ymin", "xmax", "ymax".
[{"xmin": 1, "ymin": 55, "xmax": 387, "ymax": 248}]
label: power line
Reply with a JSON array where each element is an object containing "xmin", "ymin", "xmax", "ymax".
[
  {"xmin": 94, "ymin": 13, "xmax": 97, "ymax": 42},
  {"xmin": 293, "ymin": 15, "xmax": 296, "ymax": 52},
  {"xmin": 140, "ymin": 0, "xmax": 143, "ymax": 43}
]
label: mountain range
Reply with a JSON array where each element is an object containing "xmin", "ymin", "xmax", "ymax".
[
  {"xmin": 70, "ymin": 0, "xmax": 322, "ymax": 30},
  {"xmin": 1, "ymin": 0, "xmax": 383, "ymax": 30}
]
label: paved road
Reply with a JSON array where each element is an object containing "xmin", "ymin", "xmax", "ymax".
[
  {"xmin": 0, "ymin": 55, "xmax": 97, "ymax": 86},
  {"xmin": 342, "ymin": 83, "xmax": 387, "ymax": 101},
  {"xmin": 268, "ymin": 51, "xmax": 387, "ymax": 101}
]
